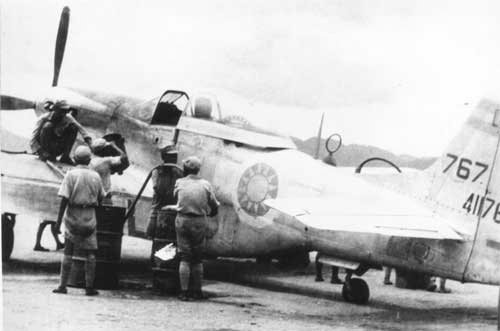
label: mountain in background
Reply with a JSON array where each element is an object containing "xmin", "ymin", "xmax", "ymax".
[{"xmin": 292, "ymin": 137, "xmax": 437, "ymax": 170}]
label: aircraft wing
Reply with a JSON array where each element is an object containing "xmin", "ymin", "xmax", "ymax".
[
  {"xmin": 265, "ymin": 193, "xmax": 464, "ymax": 241},
  {"xmin": 1, "ymin": 150, "xmax": 154, "ymax": 237}
]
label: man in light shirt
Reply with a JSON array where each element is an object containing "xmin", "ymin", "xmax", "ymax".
[
  {"xmin": 53, "ymin": 145, "xmax": 105, "ymax": 296},
  {"xmin": 90, "ymin": 138, "xmax": 129, "ymax": 197},
  {"xmin": 174, "ymin": 156, "xmax": 219, "ymax": 301}
]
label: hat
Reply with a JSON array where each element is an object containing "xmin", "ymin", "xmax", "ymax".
[
  {"xmin": 183, "ymin": 156, "xmax": 201, "ymax": 171},
  {"xmin": 74, "ymin": 145, "xmax": 92, "ymax": 163},
  {"xmin": 53, "ymin": 100, "xmax": 71, "ymax": 111},
  {"xmin": 161, "ymin": 145, "xmax": 178, "ymax": 155},
  {"xmin": 91, "ymin": 138, "xmax": 107, "ymax": 153}
]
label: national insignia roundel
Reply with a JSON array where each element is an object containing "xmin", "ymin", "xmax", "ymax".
[{"xmin": 237, "ymin": 163, "xmax": 279, "ymax": 216}]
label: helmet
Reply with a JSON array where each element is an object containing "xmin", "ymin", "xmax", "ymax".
[{"xmin": 53, "ymin": 99, "xmax": 71, "ymax": 111}]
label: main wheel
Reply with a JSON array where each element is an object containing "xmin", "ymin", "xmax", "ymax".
[
  {"xmin": 2, "ymin": 213, "xmax": 15, "ymax": 261},
  {"xmin": 342, "ymin": 278, "xmax": 369, "ymax": 304}
]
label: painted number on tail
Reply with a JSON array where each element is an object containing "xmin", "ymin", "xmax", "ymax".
[
  {"xmin": 462, "ymin": 193, "xmax": 500, "ymax": 223},
  {"xmin": 443, "ymin": 154, "xmax": 488, "ymax": 182}
]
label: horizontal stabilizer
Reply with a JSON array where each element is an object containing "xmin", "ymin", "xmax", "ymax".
[
  {"xmin": 317, "ymin": 255, "xmax": 360, "ymax": 270},
  {"xmin": 265, "ymin": 197, "xmax": 464, "ymax": 241}
]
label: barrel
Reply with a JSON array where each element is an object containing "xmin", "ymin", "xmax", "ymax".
[
  {"xmin": 395, "ymin": 268, "xmax": 433, "ymax": 289},
  {"xmin": 68, "ymin": 204, "xmax": 126, "ymax": 289},
  {"xmin": 151, "ymin": 209, "xmax": 179, "ymax": 294}
]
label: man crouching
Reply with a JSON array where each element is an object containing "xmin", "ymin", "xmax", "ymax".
[
  {"xmin": 53, "ymin": 145, "xmax": 105, "ymax": 296},
  {"xmin": 31, "ymin": 100, "xmax": 92, "ymax": 164}
]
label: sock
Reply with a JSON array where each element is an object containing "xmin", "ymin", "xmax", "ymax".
[
  {"xmin": 85, "ymin": 253, "xmax": 96, "ymax": 289},
  {"xmin": 179, "ymin": 261, "xmax": 190, "ymax": 291},
  {"xmin": 191, "ymin": 263, "xmax": 203, "ymax": 292},
  {"xmin": 59, "ymin": 255, "xmax": 72, "ymax": 288}
]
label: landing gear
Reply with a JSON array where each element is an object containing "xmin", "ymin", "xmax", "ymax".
[
  {"xmin": 341, "ymin": 272, "xmax": 370, "ymax": 304},
  {"xmin": 2, "ymin": 213, "xmax": 16, "ymax": 261}
]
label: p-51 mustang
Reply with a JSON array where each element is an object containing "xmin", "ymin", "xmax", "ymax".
[{"xmin": 2, "ymin": 7, "xmax": 500, "ymax": 307}]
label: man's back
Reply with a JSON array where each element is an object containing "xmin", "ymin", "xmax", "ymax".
[
  {"xmin": 89, "ymin": 156, "xmax": 122, "ymax": 193},
  {"xmin": 59, "ymin": 166, "xmax": 103, "ymax": 206},
  {"xmin": 152, "ymin": 165, "xmax": 183, "ymax": 205},
  {"xmin": 175, "ymin": 174, "xmax": 218, "ymax": 216}
]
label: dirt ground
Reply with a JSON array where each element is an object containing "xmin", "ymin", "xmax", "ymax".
[{"xmin": 2, "ymin": 215, "xmax": 499, "ymax": 331}]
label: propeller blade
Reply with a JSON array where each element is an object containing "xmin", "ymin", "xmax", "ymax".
[
  {"xmin": 52, "ymin": 6, "xmax": 70, "ymax": 87},
  {"xmin": 0, "ymin": 95, "xmax": 36, "ymax": 110}
]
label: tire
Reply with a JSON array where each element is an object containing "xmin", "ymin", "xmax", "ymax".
[
  {"xmin": 342, "ymin": 278, "xmax": 370, "ymax": 304},
  {"xmin": 2, "ymin": 214, "xmax": 15, "ymax": 261}
]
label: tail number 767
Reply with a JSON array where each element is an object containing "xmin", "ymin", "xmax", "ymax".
[{"xmin": 443, "ymin": 154, "xmax": 489, "ymax": 182}]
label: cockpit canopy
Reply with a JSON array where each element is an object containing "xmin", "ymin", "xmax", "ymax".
[
  {"xmin": 150, "ymin": 89, "xmax": 296, "ymax": 148},
  {"xmin": 185, "ymin": 94, "xmax": 222, "ymax": 121},
  {"xmin": 150, "ymin": 90, "xmax": 189, "ymax": 125}
]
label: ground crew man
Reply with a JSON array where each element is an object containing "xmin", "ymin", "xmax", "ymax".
[
  {"xmin": 31, "ymin": 100, "xmax": 92, "ymax": 164},
  {"xmin": 427, "ymin": 277, "xmax": 451, "ymax": 293},
  {"xmin": 52, "ymin": 145, "xmax": 105, "ymax": 296},
  {"xmin": 146, "ymin": 145, "xmax": 183, "ymax": 238},
  {"xmin": 315, "ymin": 253, "xmax": 343, "ymax": 284},
  {"xmin": 33, "ymin": 219, "xmax": 64, "ymax": 252},
  {"xmin": 173, "ymin": 156, "xmax": 219, "ymax": 301},
  {"xmin": 383, "ymin": 266, "xmax": 393, "ymax": 285},
  {"xmin": 90, "ymin": 138, "xmax": 129, "ymax": 197}
]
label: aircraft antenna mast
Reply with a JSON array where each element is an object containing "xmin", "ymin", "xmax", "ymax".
[{"xmin": 314, "ymin": 112, "xmax": 325, "ymax": 159}]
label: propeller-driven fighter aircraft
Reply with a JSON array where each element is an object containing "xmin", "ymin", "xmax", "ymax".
[{"xmin": 2, "ymin": 7, "xmax": 500, "ymax": 310}]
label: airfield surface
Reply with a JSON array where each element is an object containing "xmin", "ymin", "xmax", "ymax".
[{"xmin": 2, "ymin": 215, "xmax": 498, "ymax": 331}]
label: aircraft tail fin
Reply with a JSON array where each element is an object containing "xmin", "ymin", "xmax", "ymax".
[{"xmin": 424, "ymin": 99, "xmax": 500, "ymax": 234}]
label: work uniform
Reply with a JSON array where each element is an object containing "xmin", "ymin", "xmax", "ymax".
[
  {"xmin": 146, "ymin": 165, "xmax": 183, "ymax": 238},
  {"xmin": 174, "ymin": 174, "xmax": 219, "ymax": 263},
  {"xmin": 53, "ymin": 146, "xmax": 104, "ymax": 295},
  {"xmin": 90, "ymin": 156, "xmax": 123, "ymax": 194},
  {"xmin": 58, "ymin": 165, "xmax": 105, "ymax": 251},
  {"xmin": 31, "ymin": 112, "xmax": 90, "ymax": 159}
]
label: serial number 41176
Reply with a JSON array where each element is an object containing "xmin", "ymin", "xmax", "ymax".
[{"xmin": 462, "ymin": 193, "xmax": 500, "ymax": 223}]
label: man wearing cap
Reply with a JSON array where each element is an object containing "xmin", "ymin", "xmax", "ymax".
[
  {"xmin": 90, "ymin": 138, "xmax": 129, "ymax": 198},
  {"xmin": 31, "ymin": 100, "xmax": 92, "ymax": 164},
  {"xmin": 173, "ymin": 156, "xmax": 219, "ymax": 301},
  {"xmin": 53, "ymin": 145, "xmax": 105, "ymax": 296},
  {"xmin": 145, "ymin": 145, "xmax": 183, "ymax": 238}
]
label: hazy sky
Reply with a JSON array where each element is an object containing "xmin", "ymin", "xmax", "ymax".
[{"xmin": 2, "ymin": 0, "xmax": 500, "ymax": 156}]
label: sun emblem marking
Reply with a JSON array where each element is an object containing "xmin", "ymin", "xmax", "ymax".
[{"xmin": 237, "ymin": 163, "xmax": 279, "ymax": 216}]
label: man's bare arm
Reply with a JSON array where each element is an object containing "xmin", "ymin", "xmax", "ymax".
[
  {"xmin": 108, "ymin": 141, "xmax": 130, "ymax": 171},
  {"xmin": 55, "ymin": 197, "xmax": 69, "ymax": 234}
]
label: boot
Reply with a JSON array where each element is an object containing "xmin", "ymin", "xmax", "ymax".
[
  {"xmin": 34, "ymin": 245, "xmax": 49, "ymax": 252},
  {"xmin": 178, "ymin": 290, "xmax": 190, "ymax": 301},
  {"xmin": 52, "ymin": 286, "xmax": 67, "ymax": 294}
]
